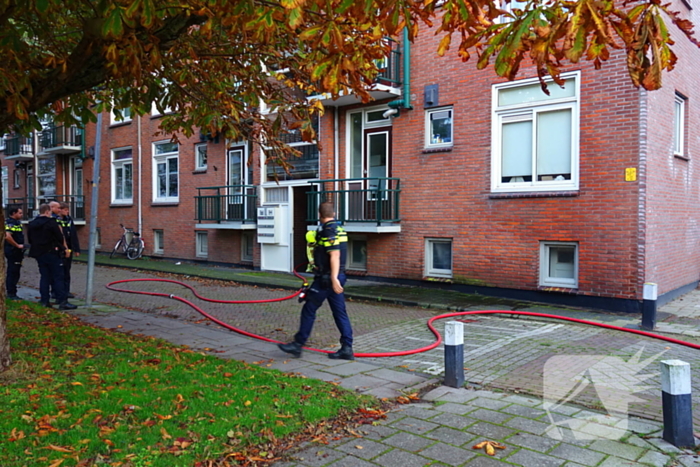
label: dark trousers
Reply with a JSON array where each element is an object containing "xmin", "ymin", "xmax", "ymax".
[
  {"xmin": 63, "ymin": 254, "xmax": 73, "ymax": 295},
  {"xmin": 4, "ymin": 250, "xmax": 23, "ymax": 296},
  {"xmin": 36, "ymin": 252, "xmax": 65, "ymax": 304},
  {"xmin": 294, "ymin": 274, "xmax": 353, "ymax": 347}
]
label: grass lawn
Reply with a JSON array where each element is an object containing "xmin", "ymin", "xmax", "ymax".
[{"xmin": 0, "ymin": 301, "xmax": 377, "ymax": 467}]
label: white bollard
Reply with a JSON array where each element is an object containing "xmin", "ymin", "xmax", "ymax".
[
  {"xmin": 660, "ymin": 360, "xmax": 695, "ymax": 448},
  {"xmin": 444, "ymin": 321, "xmax": 464, "ymax": 388}
]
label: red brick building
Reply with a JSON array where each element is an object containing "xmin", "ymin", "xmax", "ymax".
[{"xmin": 3, "ymin": 2, "xmax": 699, "ymax": 312}]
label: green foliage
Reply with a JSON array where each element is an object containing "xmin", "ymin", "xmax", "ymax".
[{"xmin": 0, "ymin": 300, "xmax": 368, "ymax": 466}]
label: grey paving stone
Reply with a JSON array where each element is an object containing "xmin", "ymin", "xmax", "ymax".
[
  {"xmin": 290, "ymin": 367, "xmax": 342, "ymax": 382},
  {"xmin": 465, "ymin": 421, "xmax": 517, "ymax": 441},
  {"xmin": 636, "ymin": 450, "xmax": 670, "ymax": 467},
  {"xmin": 429, "ymin": 412, "xmax": 476, "ymax": 430},
  {"xmin": 338, "ymin": 374, "xmax": 392, "ymax": 392},
  {"xmin": 504, "ymin": 416, "xmax": 551, "ymax": 435},
  {"xmin": 644, "ymin": 437, "xmax": 683, "ymax": 453},
  {"xmin": 501, "ymin": 403, "xmax": 547, "ymax": 419},
  {"xmin": 470, "ymin": 397, "xmax": 511, "ymax": 411},
  {"xmin": 396, "ymin": 405, "xmax": 441, "ymax": 420},
  {"xmin": 464, "ymin": 455, "xmax": 511, "ymax": 466},
  {"xmin": 372, "ymin": 448, "xmax": 432, "ymax": 467},
  {"xmin": 505, "ymin": 432, "xmax": 560, "ymax": 453},
  {"xmin": 336, "ymin": 438, "xmax": 390, "ymax": 459},
  {"xmin": 624, "ymin": 418, "xmax": 662, "ymax": 435},
  {"xmin": 359, "ymin": 424, "xmax": 399, "ymax": 441},
  {"xmin": 676, "ymin": 454, "xmax": 700, "ymax": 466},
  {"xmin": 503, "ymin": 394, "xmax": 542, "ymax": 406},
  {"xmin": 419, "ymin": 442, "xmax": 476, "ymax": 465},
  {"xmin": 597, "ymin": 456, "xmax": 645, "ymax": 467},
  {"xmin": 506, "ymin": 448, "xmax": 566, "ymax": 467},
  {"xmin": 588, "ymin": 439, "xmax": 645, "ymax": 461},
  {"xmin": 549, "ymin": 443, "xmax": 606, "ymax": 466},
  {"xmin": 426, "ymin": 426, "xmax": 472, "ymax": 446},
  {"xmin": 366, "ymin": 368, "xmax": 427, "ymax": 385},
  {"xmin": 323, "ymin": 361, "xmax": 379, "ymax": 375},
  {"xmin": 291, "ymin": 446, "xmax": 345, "ymax": 467},
  {"xmin": 326, "ymin": 456, "xmax": 376, "ymax": 467},
  {"xmin": 363, "ymin": 383, "xmax": 405, "ymax": 399},
  {"xmin": 434, "ymin": 402, "xmax": 477, "ymax": 415},
  {"xmin": 469, "ymin": 408, "xmax": 513, "ymax": 425},
  {"xmin": 383, "ymin": 431, "xmax": 435, "ymax": 452},
  {"xmin": 432, "ymin": 389, "xmax": 481, "ymax": 404},
  {"xmin": 390, "ymin": 416, "xmax": 439, "ymax": 434}
]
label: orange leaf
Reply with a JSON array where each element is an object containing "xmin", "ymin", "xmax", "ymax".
[{"xmin": 46, "ymin": 444, "xmax": 73, "ymax": 453}]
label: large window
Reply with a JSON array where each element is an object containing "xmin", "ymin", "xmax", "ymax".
[
  {"xmin": 37, "ymin": 157, "xmax": 56, "ymax": 198},
  {"xmin": 1, "ymin": 167, "xmax": 7, "ymax": 207},
  {"xmin": 425, "ymin": 107, "xmax": 453, "ymax": 149},
  {"xmin": 492, "ymin": 73, "xmax": 579, "ymax": 192},
  {"xmin": 425, "ymin": 238, "xmax": 452, "ymax": 278},
  {"xmin": 265, "ymin": 115, "xmax": 319, "ymax": 182},
  {"xmin": 153, "ymin": 142, "xmax": 179, "ymax": 202},
  {"xmin": 674, "ymin": 93, "xmax": 686, "ymax": 157},
  {"xmin": 111, "ymin": 147, "xmax": 133, "ymax": 204},
  {"xmin": 540, "ymin": 242, "xmax": 578, "ymax": 288}
]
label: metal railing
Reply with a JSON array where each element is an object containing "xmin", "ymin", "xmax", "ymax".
[
  {"xmin": 39, "ymin": 125, "xmax": 83, "ymax": 152},
  {"xmin": 194, "ymin": 185, "xmax": 258, "ymax": 223},
  {"xmin": 306, "ymin": 178, "xmax": 401, "ymax": 225},
  {"xmin": 4, "ymin": 135, "xmax": 34, "ymax": 156},
  {"xmin": 5, "ymin": 195, "xmax": 85, "ymax": 221},
  {"xmin": 376, "ymin": 38, "xmax": 402, "ymax": 86}
]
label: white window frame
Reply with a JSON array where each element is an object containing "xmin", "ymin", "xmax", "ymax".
[
  {"xmin": 196, "ymin": 231, "xmax": 208, "ymax": 258},
  {"xmin": 195, "ymin": 143, "xmax": 208, "ymax": 170},
  {"xmin": 151, "ymin": 100, "xmax": 174, "ymax": 117},
  {"xmin": 425, "ymin": 106, "xmax": 453, "ymax": 149},
  {"xmin": 241, "ymin": 231, "xmax": 254, "ymax": 262},
  {"xmin": 1, "ymin": 166, "xmax": 7, "ymax": 207},
  {"xmin": 152, "ymin": 141, "xmax": 179, "ymax": 203},
  {"xmin": 539, "ymin": 241, "xmax": 579, "ymax": 288},
  {"xmin": 674, "ymin": 93, "xmax": 686, "ymax": 156},
  {"xmin": 110, "ymin": 107, "xmax": 132, "ymax": 125},
  {"xmin": 491, "ymin": 72, "xmax": 580, "ymax": 193},
  {"xmin": 111, "ymin": 147, "xmax": 133, "ymax": 204},
  {"xmin": 425, "ymin": 238, "xmax": 453, "ymax": 278},
  {"xmin": 153, "ymin": 230, "xmax": 164, "ymax": 254}
]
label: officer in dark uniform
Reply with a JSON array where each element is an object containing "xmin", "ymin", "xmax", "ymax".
[
  {"xmin": 4, "ymin": 206, "xmax": 25, "ymax": 300},
  {"xmin": 279, "ymin": 202, "xmax": 354, "ymax": 360},
  {"xmin": 57, "ymin": 202, "xmax": 80, "ymax": 298}
]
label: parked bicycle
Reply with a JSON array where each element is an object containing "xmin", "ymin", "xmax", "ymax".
[{"xmin": 110, "ymin": 223, "xmax": 145, "ymax": 260}]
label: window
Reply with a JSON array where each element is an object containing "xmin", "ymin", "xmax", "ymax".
[
  {"xmin": 111, "ymin": 147, "xmax": 133, "ymax": 204},
  {"xmin": 37, "ymin": 157, "xmax": 56, "ymax": 198},
  {"xmin": 195, "ymin": 143, "xmax": 208, "ymax": 170},
  {"xmin": 1, "ymin": 167, "xmax": 7, "ymax": 207},
  {"xmin": 674, "ymin": 93, "xmax": 686, "ymax": 156},
  {"xmin": 348, "ymin": 237, "xmax": 367, "ymax": 271},
  {"xmin": 153, "ymin": 142, "xmax": 179, "ymax": 202},
  {"xmin": 13, "ymin": 170, "xmax": 20, "ymax": 189},
  {"xmin": 497, "ymin": 0, "xmax": 530, "ymax": 23},
  {"xmin": 196, "ymin": 231, "xmax": 208, "ymax": 257},
  {"xmin": 111, "ymin": 107, "xmax": 132, "ymax": 125},
  {"xmin": 95, "ymin": 227, "xmax": 101, "ymax": 248},
  {"xmin": 153, "ymin": 230, "xmax": 164, "ymax": 254},
  {"xmin": 425, "ymin": 107, "xmax": 453, "ymax": 148},
  {"xmin": 265, "ymin": 114, "xmax": 319, "ymax": 182},
  {"xmin": 492, "ymin": 72, "xmax": 579, "ymax": 193},
  {"xmin": 242, "ymin": 232, "xmax": 254, "ymax": 262},
  {"xmin": 540, "ymin": 242, "xmax": 578, "ymax": 288},
  {"xmin": 425, "ymin": 238, "xmax": 452, "ymax": 278}
]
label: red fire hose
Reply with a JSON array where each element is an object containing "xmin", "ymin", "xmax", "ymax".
[{"xmin": 106, "ymin": 274, "xmax": 700, "ymax": 356}]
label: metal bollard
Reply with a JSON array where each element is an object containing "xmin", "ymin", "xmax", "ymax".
[
  {"xmin": 660, "ymin": 360, "xmax": 695, "ymax": 448},
  {"xmin": 444, "ymin": 321, "xmax": 464, "ymax": 388},
  {"xmin": 641, "ymin": 282, "xmax": 658, "ymax": 331}
]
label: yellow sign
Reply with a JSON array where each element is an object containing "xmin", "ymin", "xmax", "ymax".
[{"xmin": 625, "ymin": 168, "xmax": 637, "ymax": 182}]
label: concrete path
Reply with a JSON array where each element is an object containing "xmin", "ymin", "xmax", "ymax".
[{"xmin": 12, "ymin": 259, "xmax": 700, "ymax": 466}]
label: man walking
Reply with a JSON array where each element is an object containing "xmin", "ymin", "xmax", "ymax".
[
  {"xmin": 279, "ymin": 202, "xmax": 354, "ymax": 360},
  {"xmin": 57, "ymin": 202, "xmax": 80, "ymax": 298},
  {"xmin": 27, "ymin": 204, "xmax": 76, "ymax": 310},
  {"xmin": 4, "ymin": 207, "xmax": 25, "ymax": 300}
]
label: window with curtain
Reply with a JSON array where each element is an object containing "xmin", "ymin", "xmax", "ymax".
[{"xmin": 492, "ymin": 73, "xmax": 579, "ymax": 192}]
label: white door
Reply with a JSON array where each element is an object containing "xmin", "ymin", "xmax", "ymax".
[{"xmin": 259, "ymin": 187, "xmax": 292, "ymax": 272}]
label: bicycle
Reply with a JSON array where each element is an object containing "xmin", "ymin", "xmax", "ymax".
[{"xmin": 110, "ymin": 223, "xmax": 145, "ymax": 260}]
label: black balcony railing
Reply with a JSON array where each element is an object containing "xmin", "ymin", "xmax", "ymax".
[
  {"xmin": 39, "ymin": 125, "xmax": 83, "ymax": 152},
  {"xmin": 194, "ymin": 185, "xmax": 257, "ymax": 223},
  {"xmin": 4, "ymin": 135, "xmax": 34, "ymax": 156},
  {"xmin": 5, "ymin": 195, "xmax": 85, "ymax": 221},
  {"xmin": 307, "ymin": 178, "xmax": 401, "ymax": 225},
  {"xmin": 376, "ymin": 38, "xmax": 401, "ymax": 86}
]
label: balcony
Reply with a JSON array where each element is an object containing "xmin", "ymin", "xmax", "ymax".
[
  {"xmin": 307, "ymin": 178, "xmax": 401, "ymax": 233},
  {"xmin": 194, "ymin": 185, "xmax": 257, "ymax": 229},
  {"xmin": 38, "ymin": 125, "xmax": 83, "ymax": 155},
  {"xmin": 5, "ymin": 194, "xmax": 86, "ymax": 223},
  {"xmin": 308, "ymin": 39, "xmax": 403, "ymax": 107},
  {"xmin": 3, "ymin": 135, "xmax": 34, "ymax": 161}
]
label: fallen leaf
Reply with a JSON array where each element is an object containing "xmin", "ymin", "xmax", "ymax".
[
  {"xmin": 46, "ymin": 444, "xmax": 73, "ymax": 453},
  {"xmin": 355, "ymin": 445, "xmax": 363, "ymax": 449},
  {"xmin": 70, "ymin": 382, "xmax": 83, "ymax": 386},
  {"xmin": 244, "ymin": 400, "xmax": 251, "ymax": 406}
]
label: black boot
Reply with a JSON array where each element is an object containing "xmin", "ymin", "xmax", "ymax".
[
  {"xmin": 58, "ymin": 301, "xmax": 77, "ymax": 310},
  {"xmin": 278, "ymin": 341, "xmax": 303, "ymax": 358},
  {"xmin": 328, "ymin": 345, "xmax": 354, "ymax": 360}
]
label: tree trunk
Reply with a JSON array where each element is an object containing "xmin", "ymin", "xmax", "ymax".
[{"xmin": 0, "ymin": 195, "xmax": 10, "ymax": 372}]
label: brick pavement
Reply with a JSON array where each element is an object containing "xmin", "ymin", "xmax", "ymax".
[{"xmin": 13, "ymin": 260, "xmax": 700, "ymax": 466}]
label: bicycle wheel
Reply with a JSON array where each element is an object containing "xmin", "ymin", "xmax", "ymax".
[
  {"xmin": 126, "ymin": 238, "xmax": 144, "ymax": 260},
  {"xmin": 110, "ymin": 239, "xmax": 124, "ymax": 258}
]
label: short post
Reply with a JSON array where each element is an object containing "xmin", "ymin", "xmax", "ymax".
[
  {"xmin": 444, "ymin": 321, "xmax": 464, "ymax": 388},
  {"xmin": 641, "ymin": 282, "xmax": 658, "ymax": 331},
  {"xmin": 661, "ymin": 360, "xmax": 695, "ymax": 448}
]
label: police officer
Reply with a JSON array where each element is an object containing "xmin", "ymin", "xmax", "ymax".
[
  {"xmin": 4, "ymin": 207, "xmax": 25, "ymax": 300},
  {"xmin": 57, "ymin": 202, "xmax": 80, "ymax": 298},
  {"xmin": 278, "ymin": 202, "xmax": 354, "ymax": 360}
]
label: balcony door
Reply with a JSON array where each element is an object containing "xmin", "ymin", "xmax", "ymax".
[
  {"xmin": 227, "ymin": 145, "xmax": 252, "ymax": 221},
  {"xmin": 71, "ymin": 157, "xmax": 84, "ymax": 220}
]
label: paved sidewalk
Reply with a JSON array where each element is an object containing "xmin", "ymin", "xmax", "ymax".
[{"xmin": 13, "ymin": 259, "xmax": 700, "ymax": 466}]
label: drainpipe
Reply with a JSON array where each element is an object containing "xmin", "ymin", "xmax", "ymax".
[
  {"xmin": 137, "ymin": 115, "xmax": 142, "ymax": 236},
  {"xmin": 388, "ymin": 27, "xmax": 412, "ymax": 111}
]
